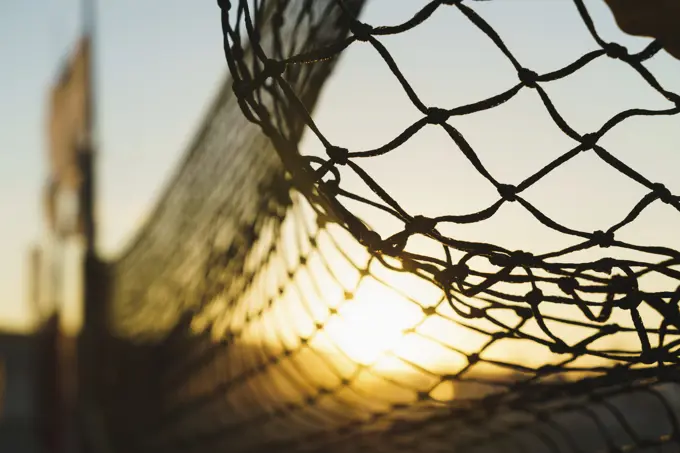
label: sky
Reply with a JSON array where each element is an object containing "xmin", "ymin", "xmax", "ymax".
[
  {"xmin": 0, "ymin": 0, "xmax": 678, "ymax": 333},
  {"xmin": 0, "ymin": 0, "xmax": 225, "ymax": 331}
]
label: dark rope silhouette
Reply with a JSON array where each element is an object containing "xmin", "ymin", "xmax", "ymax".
[{"xmin": 92, "ymin": 1, "xmax": 680, "ymax": 452}]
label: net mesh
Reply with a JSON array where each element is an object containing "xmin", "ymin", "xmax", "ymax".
[{"xmin": 93, "ymin": 1, "xmax": 680, "ymax": 452}]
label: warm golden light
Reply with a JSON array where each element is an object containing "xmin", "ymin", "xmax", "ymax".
[{"xmin": 325, "ymin": 277, "xmax": 423, "ymax": 366}]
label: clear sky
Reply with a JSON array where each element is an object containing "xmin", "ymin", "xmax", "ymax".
[{"xmin": 0, "ymin": 0, "xmax": 678, "ymax": 333}]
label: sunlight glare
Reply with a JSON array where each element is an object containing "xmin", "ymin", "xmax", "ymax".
[{"xmin": 325, "ymin": 277, "xmax": 423, "ymax": 366}]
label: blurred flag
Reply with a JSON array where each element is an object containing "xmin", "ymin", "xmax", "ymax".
[{"xmin": 46, "ymin": 36, "xmax": 92, "ymax": 238}]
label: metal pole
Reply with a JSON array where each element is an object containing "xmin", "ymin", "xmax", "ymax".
[
  {"xmin": 81, "ymin": 0, "xmax": 97, "ymax": 253},
  {"xmin": 78, "ymin": 1, "xmax": 108, "ymax": 452}
]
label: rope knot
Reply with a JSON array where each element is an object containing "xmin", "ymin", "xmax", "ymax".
[
  {"xmin": 615, "ymin": 294, "xmax": 642, "ymax": 311},
  {"xmin": 602, "ymin": 324, "xmax": 619, "ymax": 335},
  {"xmin": 611, "ymin": 275, "xmax": 641, "ymax": 310},
  {"xmin": 549, "ymin": 342, "xmax": 570, "ymax": 354},
  {"xmin": 468, "ymin": 307, "xmax": 484, "ymax": 319},
  {"xmin": 592, "ymin": 230, "xmax": 614, "ymax": 248},
  {"xmin": 515, "ymin": 306, "xmax": 533, "ymax": 319},
  {"xmin": 497, "ymin": 184, "xmax": 518, "ymax": 202},
  {"xmin": 322, "ymin": 178, "xmax": 340, "ymax": 196},
  {"xmin": 605, "ymin": 43, "xmax": 628, "ymax": 59},
  {"xmin": 558, "ymin": 277, "xmax": 579, "ymax": 294},
  {"xmin": 426, "ymin": 107, "xmax": 450, "ymax": 125},
  {"xmin": 382, "ymin": 236, "xmax": 407, "ymax": 256},
  {"xmin": 436, "ymin": 264, "xmax": 469, "ymax": 285},
  {"xmin": 326, "ymin": 146, "xmax": 349, "ymax": 165},
  {"xmin": 592, "ymin": 258, "xmax": 614, "ymax": 274},
  {"xmin": 350, "ymin": 21, "xmax": 373, "ymax": 42},
  {"xmin": 360, "ymin": 230, "xmax": 383, "ymax": 253},
  {"xmin": 511, "ymin": 250, "xmax": 538, "ymax": 267},
  {"xmin": 610, "ymin": 275, "xmax": 638, "ymax": 294},
  {"xmin": 579, "ymin": 132, "xmax": 598, "ymax": 149},
  {"xmin": 422, "ymin": 306, "xmax": 437, "ymax": 316},
  {"xmin": 526, "ymin": 288, "xmax": 543, "ymax": 306},
  {"xmin": 640, "ymin": 349, "xmax": 660, "ymax": 365},
  {"xmin": 406, "ymin": 215, "xmax": 437, "ymax": 235},
  {"xmin": 264, "ymin": 58, "xmax": 286, "ymax": 78},
  {"xmin": 518, "ymin": 68, "xmax": 539, "ymax": 88},
  {"xmin": 652, "ymin": 183, "xmax": 674, "ymax": 204}
]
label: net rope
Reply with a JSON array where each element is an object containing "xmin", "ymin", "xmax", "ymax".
[
  {"xmin": 220, "ymin": 0, "xmax": 680, "ymax": 368},
  {"xmin": 94, "ymin": 1, "xmax": 680, "ymax": 452}
]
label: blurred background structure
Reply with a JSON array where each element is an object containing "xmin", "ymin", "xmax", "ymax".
[{"xmin": 1, "ymin": 1, "xmax": 224, "ymax": 451}]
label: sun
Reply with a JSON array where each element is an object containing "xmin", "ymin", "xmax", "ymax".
[{"xmin": 324, "ymin": 276, "xmax": 425, "ymax": 366}]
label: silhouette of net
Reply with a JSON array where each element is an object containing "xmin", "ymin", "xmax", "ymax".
[
  {"xmin": 220, "ymin": 0, "xmax": 680, "ymax": 367},
  {"xmin": 93, "ymin": 1, "xmax": 680, "ymax": 452}
]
